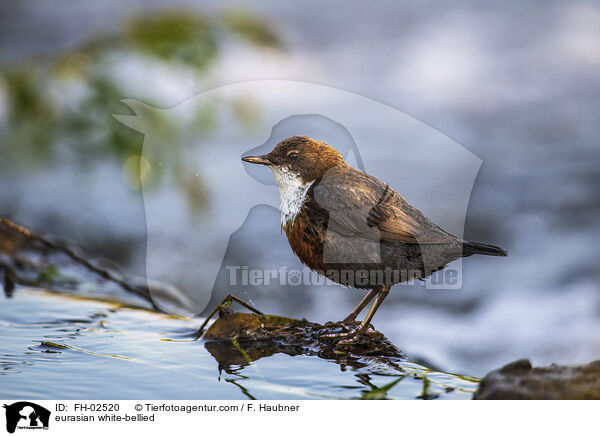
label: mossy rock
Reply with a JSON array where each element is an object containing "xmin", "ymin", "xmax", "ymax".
[{"xmin": 203, "ymin": 312, "xmax": 303, "ymax": 341}]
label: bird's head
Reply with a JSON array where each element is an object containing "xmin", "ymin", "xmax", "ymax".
[{"xmin": 242, "ymin": 136, "xmax": 344, "ymax": 185}]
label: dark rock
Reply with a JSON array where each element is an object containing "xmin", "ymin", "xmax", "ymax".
[
  {"xmin": 474, "ymin": 359, "xmax": 600, "ymax": 399},
  {"xmin": 200, "ymin": 310, "xmax": 482, "ymax": 399},
  {"xmin": 202, "ymin": 311, "xmax": 399, "ymax": 365}
]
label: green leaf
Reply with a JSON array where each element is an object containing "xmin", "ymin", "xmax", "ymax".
[{"xmin": 222, "ymin": 9, "xmax": 283, "ymax": 49}]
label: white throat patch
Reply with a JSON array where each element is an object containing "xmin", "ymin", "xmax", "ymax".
[{"xmin": 270, "ymin": 166, "xmax": 313, "ymax": 226}]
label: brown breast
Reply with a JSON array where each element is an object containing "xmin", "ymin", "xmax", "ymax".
[{"xmin": 283, "ymin": 208, "xmax": 328, "ymax": 273}]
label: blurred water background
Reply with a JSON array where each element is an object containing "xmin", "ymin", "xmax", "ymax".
[{"xmin": 1, "ymin": 1, "xmax": 600, "ymax": 398}]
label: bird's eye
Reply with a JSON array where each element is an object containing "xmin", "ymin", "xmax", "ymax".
[{"xmin": 287, "ymin": 151, "xmax": 299, "ymax": 159}]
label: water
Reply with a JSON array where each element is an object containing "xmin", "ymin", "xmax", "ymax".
[{"xmin": 0, "ymin": 288, "xmax": 477, "ymax": 399}]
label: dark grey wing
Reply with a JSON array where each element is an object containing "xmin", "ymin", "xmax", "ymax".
[{"xmin": 311, "ymin": 165, "xmax": 457, "ymax": 244}]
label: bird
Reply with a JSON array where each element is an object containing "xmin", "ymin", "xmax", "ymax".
[{"xmin": 242, "ymin": 136, "xmax": 507, "ymax": 344}]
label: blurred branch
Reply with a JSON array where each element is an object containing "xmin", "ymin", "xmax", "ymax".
[{"xmin": 0, "ymin": 218, "xmax": 161, "ymax": 310}]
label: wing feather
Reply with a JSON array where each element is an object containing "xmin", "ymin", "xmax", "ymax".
[{"xmin": 310, "ymin": 165, "xmax": 456, "ymax": 245}]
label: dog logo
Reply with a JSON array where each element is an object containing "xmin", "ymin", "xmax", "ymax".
[{"xmin": 3, "ymin": 402, "xmax": 50, "ymax": 433}]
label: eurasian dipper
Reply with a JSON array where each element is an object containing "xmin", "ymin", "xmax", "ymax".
[{"xmin": 242, "ymin": 136, "xmax": 507, "ymax": 344}]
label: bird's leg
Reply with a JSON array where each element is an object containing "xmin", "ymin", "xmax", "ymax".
[
  {"xmin": 340, "ymin": 285, "xmax": 390, "ymax": 344},
  {"xmin": 323, "ymin": 285, "xmax": 391, "ymax": 341},
  {"xmin": 342, "ymin": 289, "xmax": 379, "ymax": 324}
]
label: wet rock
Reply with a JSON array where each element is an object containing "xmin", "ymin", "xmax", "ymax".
[
  {"xmin": 204, "ymin": 311, "xmax": 394, "ymax": 355},
  {"xmin": 202, "ymin": 310, "xmax": 407, "ymax": 372},
  {"xmin": 474, "ymin": 359, "xmax": 600, "ymax": 399},
  {"xmin": 203, "ymin": 312, "xmax": 305, "ymax": 342},
  {"xmin": 202, "ymin": 311, "xmax": 396, "ymax": 359},
  {"xmin": 200, "ymin": 309, "xmax": 480, "ymax": 399}
]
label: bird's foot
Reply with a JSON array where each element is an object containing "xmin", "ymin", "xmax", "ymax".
[
  {"xmin": 321, "ymin": 324, "xmax": 355, "ymax": 339},
  {"xmin": 341, "ymin": 316, "xmax": 361, "ymax": 326},
  {"xmin": 337, "ymin": 331, "xmax": 362, "ymax": 345},
  {"xmin": 321, "ymin": 323, "xmax": 377, "ymax": 344}
]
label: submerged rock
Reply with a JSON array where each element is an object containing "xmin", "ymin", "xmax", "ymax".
[{"xmin": 474, "ymin": 358, "xmax": 600, "ymax": 399}]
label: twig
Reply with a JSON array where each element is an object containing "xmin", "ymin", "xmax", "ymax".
[{"xmin": 0, "ymin": 218, "xmax": 161, "ymax": 311}]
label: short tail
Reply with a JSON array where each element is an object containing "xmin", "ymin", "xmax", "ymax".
[{"xmin": 462, "ymin": 241, "xmax": 507, "ymax": 257}]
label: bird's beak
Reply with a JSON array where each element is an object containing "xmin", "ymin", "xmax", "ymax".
[{"xmin": 241, "ymin": 155, "xmax": 271, "ymax": 166}]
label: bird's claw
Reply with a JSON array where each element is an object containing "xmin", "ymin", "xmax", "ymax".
[
  {"xmin": 341, "ymin": 317, "xmax": 360, "ymax": 326},
  {"xmin": 321, "ymin": 323, "xmax": 378, "ymax": 344},
  {"xmin": 321, "ymin": 320, "xmax": 357, "ymax": 338},
  {"xmin": 340, "ymin": 322, "xmax": 359, "ymax": 332},
  {"xmin": 321, "ymin": 328, "xmax": 356, "ymax": 339},
  {"xmin": 337, "ymin": 333, "xmax": 362, "ymax": 345}
]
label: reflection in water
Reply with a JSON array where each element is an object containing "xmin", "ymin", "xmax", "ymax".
[
  {"xmin": 205, "ymin": 339, "xmax": 410, "ymax": 400},
  {"xmin": 200, "ymin": 300, "xmax": 478, "ymax": 400}
]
